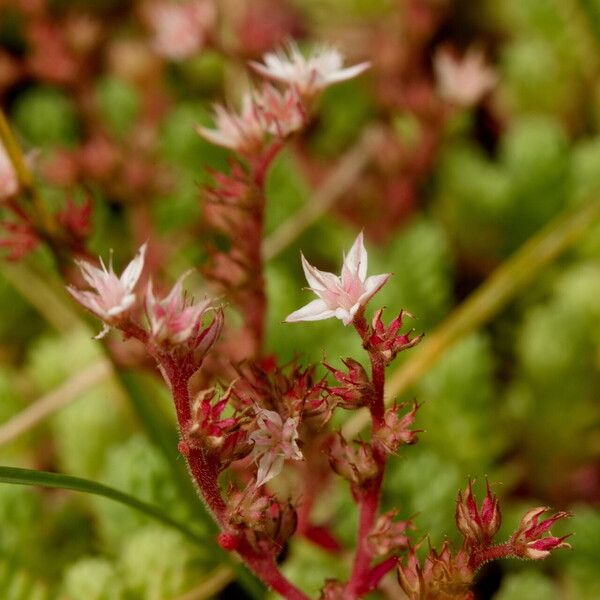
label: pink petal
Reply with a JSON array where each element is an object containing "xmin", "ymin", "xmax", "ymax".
[
  {"xmin": 285, "ymin": 299, "xmax": 336, "ymax": 323},
  {"xmin": 343, "ymin": 231, "xmax": 368, "ymax": 282},
  {"xmin": 120, "ymin": 243, "xmax": 147, "ymax": 291},
  {"xmin": 358, "ymin": 273, "xmax": 391, "ymax": 306},
  {"xmin": 256, "ymin": 453, "xmax": 284, "ymax": 487},
  {"xmin": 300, "ymin": 254, "xmax": 339, "ymax": 292},
  {"xmin": 324, "ymin": 62, "xmax": 370, "ymax": 84}
]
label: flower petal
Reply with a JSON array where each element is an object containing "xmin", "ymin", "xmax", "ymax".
[
  {"xmin": 285, "ymin": 299, "xmax": 336, "ymax": 323},
  {"xmin": 358, "ymin": 273, "xmax": 391, "ymax": 306},
  {"xmin": 324, "ymin": 62, "xmax": 371, "ymax": 84},
  {"xmin": 255, "ymin": 453, "xmax": 284, "ymax": 487},
  {"xmin": 120, "ymin": 243, "xmax": 147, "ymax": 291},
  {"xmin": 301, "ymin": 254, "xmax": 339, "ymax": 292},
  {"xmin": 342, "ymin": 231, "xmax": 368, "ymax": 283}
]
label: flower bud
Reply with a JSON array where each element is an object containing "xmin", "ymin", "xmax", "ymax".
[
  {"xmin": 319, "ymin": 580, "xmax": 346, "ymax": 600},
  {"xmin": 186, "ymin": 387, "xmax": 252, "ymax": 469},
  {"xmin": 227, "ymin": 488, "xmax": 297, "ymax": 554},
  {"xmin": 455, "ymin": 479, "xmax": 501, "ymax": 547},
  {"xmin": 327, "ymin": 433, "xmax": 379, "ymax": 487},
  {"xmin": 324, "ymin": 358, "xmax": 373, "ymax": 410},
  {"xmin": 510, "ymin": 507, "xmax": 571, "ymax": 559},
  {"xmin": 397, "ymin": 548, "xmax": 423, "ymax": 599},
  {"xmin": 368, "ymin": 510, "xmax": 413, "ymax": 557},
  {"xmin": 374, "ymin": 402, "xmax": 420, "ymax": 454},
  {"xmin": 367, "ymin": 309, "xmax": 422, "ymax": 364}
]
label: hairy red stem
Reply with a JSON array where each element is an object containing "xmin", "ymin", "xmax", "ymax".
[
  {"xmin": 469, "ymin": 542, "xmax": 516, "ymax": 571},
  {"xmin": 347, "ymin": 315, "xmax": 389, "ymax": 597},
  {"xmin": 162, "ymin": 358, "xmax": 308, "ymax": 598}
]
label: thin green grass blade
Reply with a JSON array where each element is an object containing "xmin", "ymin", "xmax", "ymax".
[
  {"xmin": 0, "ymin": 466, "xmax": 207, "ymax": 546},
  {"xmin": 0, "ymin": 467, "xmax": 265, "ymax": 598}
]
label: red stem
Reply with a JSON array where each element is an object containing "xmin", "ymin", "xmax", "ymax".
[
  {"xmin": 241, "ymin": 142, "xmax": 285, "ymax": 357},
  {"xmin": 469, "ymin": 542, "xmax": 515, "ymax": 571},
  {"xmin": 347, "ymin": 473, "xmax": 384, "ymax": 597},
  {"xmin": 162, "ymin": 358, "xmax": 308, "ymax": 598},
  {"xmin": 346, "ymin": 315, "xmax": 389, "ymax": 597},
  {"xmin": 239, "ymin": 546, "xmax": 311, "ymax": 600}
]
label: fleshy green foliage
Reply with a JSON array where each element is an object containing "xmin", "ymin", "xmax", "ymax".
[
  {"xmin": 437, "ymin": 115, "xmax": 572, "ymax": 258},
  {"xmin": 94, "ymin": 76, "xmax": 140, "ymax": 138},
  {"xmin": 278, "ymin": 539, "xmax": 349, "ymax": 598},
  {"xmin": 92, "ymin": 435, "xmax": 190, "ymax": 548},
  {"xmin": 371, "ymin": 217, "xmax": 454, "ymax": 329},
  {"xmin": 506, "ymin": 260, "xmax": 600, "ymax": 495},
  {"xmin": 0, "ymin": 485, "xmax": 42, "ymax": 567},
  {"xmin": 62, "ymin": 557, "xmax": 125, "ymax": 600},
  {"xmin": 0, "ymin": 561, "xmax": 52, "ymax": 600},
  {"xmin": 118, "ymin": 525, "xmax": 199, "ymax": 600},
  {"xmin": 0, "ymin": 368, "xmax": 29, "ymax": 458},
  {"xmin": 493, "ymin": 569, "xmax": 559, "ymax": 600},
  {"xmin": 11, "ymin": 87, "xmax": 78, "ymax": 147},
  {"xmin": 0, "ymin": 275, "xmax": 43, "ymax": 352},
  {"xmin": 50, "ymin": 387, "xmax": 129, "ymax": 478},
  {"xmin": 310, "ymin": 80, "xmax": 374, "ymax": 156},
  {"xmin": 383, "ymin": 450, "xmax": 461, "ymax": 546},
  {"xmin": 26, "ymin": 330, "xmax": 102, "ymax": 391},
  {"xmin": 416, "ymin": 333, "xmax": 502, "ymax": 470},
  {"xmin": 558, "ymin": 508, "xmax": 600, "ymax": 600}
]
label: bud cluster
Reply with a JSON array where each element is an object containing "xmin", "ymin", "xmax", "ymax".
[
  {"xmin": 398, "ymin": 543, "xmax": 474, "ymax": 600},
  {"xmin": 509, "ymin": 507, "xmax": 571, "ymax": 560},
  {"xmin": 374, "ymin": 402, "xmax": 421, "ymax": 454},
  {"xmin": 225, "ymin": 487, "xmax": 298, "ymax": 554},
  {"xmin": 327, "ymin": 433, "xmax": 379, "ymax": 488},
  {"xmin": 366, "ymin": 309, "xmax": 423, "ymax": 364},
  {"xmin": 397, "ymin": 481, "xmax": 571, "ymax": 599},
  {"xmin": 455, "ymin": 479, "xmax": 501, "ymax": 548},
  {"xmin": 185, "ymin": 387, "xmax": 252, "ymax": 470}
]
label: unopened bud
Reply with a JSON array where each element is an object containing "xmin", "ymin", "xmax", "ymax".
[
  {"xmin": 455, "ymin": 479, "xmax": 501, "ymax": 547},
  {"xmin": 510, "ymin": 507, "xmax": 571, "ymax": 560},
  {"xmin": 328, "ymin": 433, "xmax": 379, "ymax": 486}
]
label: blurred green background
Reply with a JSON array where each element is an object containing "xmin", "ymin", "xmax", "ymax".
[{"xmin": 1, "ymin": 0, "xmax": 599, "ymax": 598}]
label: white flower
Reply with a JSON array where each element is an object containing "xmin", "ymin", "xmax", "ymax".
[
  {"xmin": 250, "ymin": 41, "xmax": 370, "ymax": 98},
  {"xmin": 249, "ymin": 408, "xmax": 303, "ymax": 487},
  {"xmin": 286, "ymin": 232, "xmax": 390, "ymax": 326},
  {"xmin": 197, "ymin": 92, "xmax": 266, "ymax": 154},
  {"xmin": 146, "ymin": 0, "xmax": 216, "ymax": 60},
  {"xmin": 146, "ymin": 0, "xmax": 216, "ymax": 61},
  {"xmin": 145, "ymin": 272, "xmax": 212, "ymax": 345},
  {"xmin": 197, "ymin": 85, "xmax": 306, "ymax": 153},
  {"xmin": 0, "ymin": 141, "xmax": 18, "ymax": 200},
  {"xmin": 257, "ymin": 84, "xmax": 305, "ymax": 138},
  {"xmin": 434, "ymin": 47, "xmax": 497, "ymax": 107},
  {"xmin": 67, "ymin": 244, "xmax": 146, "ymax": 338}
]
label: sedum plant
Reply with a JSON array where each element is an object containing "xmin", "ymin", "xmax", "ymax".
[{"xmin": 0, "ymin": 1, "xmax": 586, "ymax": 593}]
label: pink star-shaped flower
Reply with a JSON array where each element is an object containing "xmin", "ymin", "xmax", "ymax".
[
  {"xmin": 67, "ymin": 244, "xmax": 146, "ymax": 338},
  {"xmin": 286, "ymin": 232, "xmax": 390, "ymax": 326},
  {"xmin": 145, "ymin": 272, "xmax": 212, "ymax": 345},
  {"xmin": 250, "ymin": 42, "xmax": 370, "ymax": 99},
  {"xmin": 0, "ymin": 141, "xmax": 18, "ymax": 200},
  {"xmin": 249, "ymin": 408, "xmax": 303, "ymax": 487},
  {"xmin": 434, "ymin": 47, "xmax": 497, "ymax": 108}
]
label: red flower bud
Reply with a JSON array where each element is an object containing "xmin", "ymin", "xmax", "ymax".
[
  {"xmin": 327, "ymin": 433, "xmax": 379, "ymax": 487},
  {"xmin": 455, "ymin": 479, "xmax": 501, "ymax": 547},
  {"xmin": 227, "ymin": 487, "xmax": 297, "ymax": 554},
  {"xmin": 319, "ymin": 580, "xmax": 346, "ymax": 599},
  {"xmin": 510, "ymin": 507, "xmax": 571, "ymax": 559},
  {"xmin": 368, "ymin": 510, "xmax": 413, "ymax": 556},
  {"xmin": 375, "ymin": 402, "xmax": 421, "ymax": 454},
  {"xmin": 366, "ymin": 309, "xmax": 422, "ymax": 364},
  {"xmin": 324, "ymin": 358, "xmax": 373, "ymax": 410}
]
